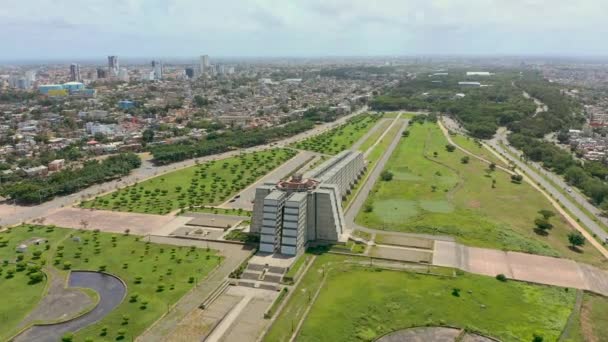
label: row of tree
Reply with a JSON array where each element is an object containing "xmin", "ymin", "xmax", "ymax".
[
  {"xmin": 150, "ymin": 120, "xmax": 314, "ymax": 165},
  {"xmin": 509, "ymin": 133, "xmax": 608, "ymax": 208},
  {"xmin": 1, "ymin": 153, "xmax": 141, "ymax": 204}
]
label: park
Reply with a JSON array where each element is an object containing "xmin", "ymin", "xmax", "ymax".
[
  {"xmin": 0, "ymin": 224, "xmax": 220, "ymax": 341},
  {"xmin": 291, "ymin": 113, "xmax": 381, "ymax": 155},
  {"xmin": 356, "ymin": 119, "xmax": 607, "ymax": 268},
  {"xmin": 264, "ymin": 253, "xmax": 582, "ymax": 342},
  {"xmin": 80, "ymin": 148, "xmax": 296, "ymax": 214}
]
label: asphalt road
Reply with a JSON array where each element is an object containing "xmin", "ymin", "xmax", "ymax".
[
  {"xmin": 488, "ymin": 128, "xmax": 608, "ymax": 243},
  {"xmin": 15, "ymin": 271, "xmax": 126, "ymax": 342},
  {"xmin": 345, "ymin": 119, "xmax": 407, "ymax": 229},
  {"xmin": 1, "ymin": 106, "xmax": 369, "ymax": 227}
]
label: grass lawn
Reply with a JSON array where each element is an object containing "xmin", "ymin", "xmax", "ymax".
[
  {"xmin": 0, "ymin": 225, "xmax": 221, "ymax": 341},
  {"xmin": 185, "ymin": 206, "xmax": 251, "ymax": 217},
  {"xmin": 265, "ymin": 253, "xmax": 575, "ymax": 342},
  {"xmin": 343, "ymin": 120, "xmax": 404, "ymax": 208},
  {"xmin": 356, "ymin": 121, "xmax": 607, "ymax": 268},
  {"xmin": 451, "ymin": 133, "xmax": 510, "ymax": 169},
  {"xmin": 0, "ymin": 224, "xmax": 74, "ymax": 340},
  {"xmin": 81, "ymin": 148, "xmax": 296, "ymax": 215},
  {"xmin": 577, "ymin": 293, "xmax": 608, "ymax": 342},
  {"xmin": 357, "ymin": 119, "xmax": 392, "ymax": 153},
  {"xmin": 292, "ymin": 114, "xmax": 381, "ymax": 155}
]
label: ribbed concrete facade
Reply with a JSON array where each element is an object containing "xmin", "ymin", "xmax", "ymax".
[{"xmin": 251, "ymin": 150, "xmax": 365, "ymax": 255}]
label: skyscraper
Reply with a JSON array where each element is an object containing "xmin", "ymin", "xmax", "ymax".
[
  {"xmin": 185, "ymin": 67, "xmax": 194, "ymax": 79},
  {"xmin": 151, "ymin": 60, "xmax": 163, "ymax": 80},
  {"xmin": 108, "ymin": 55, "xmax": 119, "ymax": 76},
  {"xmin": 97, "ymin": 68, "xmax": 107, "ymax": 79},
  {"xmin": 70, "ymin": 63, "xmax": 81, "ymax": 82},
  {"xmin": 199, "ymin": 55, "xmax": 210, "ymax": 76}
]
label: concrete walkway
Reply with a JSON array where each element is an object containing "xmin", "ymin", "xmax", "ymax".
[{"xmin": 433, "ymin": 240, "xmax": 608, "ymax": 296}]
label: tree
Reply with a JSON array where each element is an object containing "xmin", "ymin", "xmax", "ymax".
[
  {"xmin": 402, "ymin": 130, "xmax": 410, "ymax": 137},
  {"xmin": 380, "ymin": 170, "xmax": 394, "ymax": 181},
  {"xmin": 534, "ymin": 218, "xmax": 553, "ymax": 232},
  {"xmin": 142, "ymin": 129, "xmax": 155, "ymax": 143},
  {"xmin": 511, "ymin": 174, "xmax": 523, "ymax": 184},
  {"xmin": 568, "ymin": 232, "xmax": 585, "ymax": 249},
  {"xmin": 538, "ymin": 210, "xmax": 555, "ymax": 220},
  {"xmin": 461, "ymin": 156, "xmax": 470, "ymax": 164},
  {"xmin": 489, "ymin": 162, "xmax": 496, "ymax": 171},
  {"xmin": 445, "ymin": 144, "xmax": 456, "ymax": 152}
]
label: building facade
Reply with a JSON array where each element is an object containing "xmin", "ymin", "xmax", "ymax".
[{"xmin": 251, "ymin": 150, "xmax": 365, "ymax": 255}]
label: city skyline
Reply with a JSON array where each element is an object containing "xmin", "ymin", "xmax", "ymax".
[{"xmin": 2, "ymin": 0, "xmax": 608, "ymax": 60}]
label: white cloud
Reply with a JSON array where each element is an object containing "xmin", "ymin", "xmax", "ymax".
[{"xmin": 1, "ymin": 0, "xmax": 607, "ymax": 59}]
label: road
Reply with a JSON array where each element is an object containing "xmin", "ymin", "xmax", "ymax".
[
  {"xmin": 0, "ymin": 106, "xmax": 369, "ymax": 227},
  {"xmin": 345, "ymin": 119, "xmax": 406, "ymax": 230},
  {"xmin": 488, "ymin": 127, "xmax": 608, "ymax": 243}
]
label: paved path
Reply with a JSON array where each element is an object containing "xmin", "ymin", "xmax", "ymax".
[
  {"xmin": 438, "ymin": 119, "xmax": 514, "ymax": 175},
  {"xmin": 345, "ymin": 118, "xmax": 407, "ymax": 225},
  {"xmin": 1, "ymin": 107, "xmax": 370, "ymax": 227},
  {"xmin": 137, "ymin": 237, "xmax": 253, "ymax": 342},
  {"xmin": 433, "ymin": 240, "xmax": 608, "ymax": 296}
]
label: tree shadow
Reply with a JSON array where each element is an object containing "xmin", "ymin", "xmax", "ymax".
[
  {"xmin": 568, "ymin": 246, "xmax": 583, "ymax": 253},
  {"xmin": 533, "ymin": 228, "xmax": 549, "ymax": 236}
]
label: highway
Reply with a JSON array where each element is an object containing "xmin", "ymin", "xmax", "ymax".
[
  {"xmin": 0, "ymin": 106, "xmax": 370, "ymax": 227},
  {"xmin": 487, "ymin": 127, "xmax": 608, "ymax": 243}
]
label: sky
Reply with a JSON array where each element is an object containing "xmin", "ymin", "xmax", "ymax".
[{"xmin": 1, "ymin": 0, "xmax": 608, "ymax": 60}]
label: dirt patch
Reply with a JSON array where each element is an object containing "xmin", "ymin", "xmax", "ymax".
[
  {"xmin": 377, "ymin": 327, "xmax": 496, "ymax": 342},
  {"xmin": 468, "ymin": 200, "xmax": 481, "ymax": 208},
  {"xmin": 43, "ymin": 207, "xmax": 175, "ymax": 235},
  {"xmin": 580, "ymin": 298, "xmax": 598, "ymax": 342}
]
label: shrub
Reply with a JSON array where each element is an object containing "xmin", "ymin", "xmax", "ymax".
[
  {"xmin": 496, "ymin": 274, "xmax": 507, "ymax": 282},
  {"xmin": 380, "ymin": 170, "xmax": 394, "ymax": 181}
]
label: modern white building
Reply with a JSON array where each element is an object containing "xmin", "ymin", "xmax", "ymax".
[
  {"xmin": 199, "ymin": 55, "xmax": 210, "ymax": 76},
  {"xmin": 108, "ymin": 55, "xmax": 119, "ymax": 76},
  {"xmin": 251, "ymin": 150, "xmax": 365, "ymax": 255}
]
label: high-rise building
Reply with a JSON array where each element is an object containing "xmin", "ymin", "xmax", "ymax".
[
  {"xmin": 151, "ymin": 60, "xmax": 163, "ymax": 80},
  {"xmin": 185, "ymin": 67, "xmax": 194, "ymax": 79},
  {"xmin": 108, "ymin": 55, "xmax": 119, "ymax": 76},
  {"xmin": 251, "ymin": 150, "xmax": 365, "ymax": 255},
  {"xmin": 70, "ymin": 63, "xmax": 81, "ymax": 82},
  {"xmin": 118, "ymin": 68, "xmax": 129, "ymax": 82},
  {"xmin": 97, "ymin": 68, "xmax": 107, "ymax": 79},
  {"xmin": 199, "ymin": 55, "xmax": 210, "ymax": 76}
]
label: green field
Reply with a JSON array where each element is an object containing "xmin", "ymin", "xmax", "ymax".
[
  {"xmin": 81, "ymin": 148, "xmax": 296, "ymax": 214},
  {"xmin": 343, "ymin": 120, "xmax": 404, "ymax": 208},
  {"xmin": 0, "ymin": 225, "xmax": 220, "ymax": 341},
  {"xmin": 357, "ymin": 119, "xmax": 391, "ymax": 152},
  {"xmin": 450, "ymin": 133, "xmax": 510, "ymax": 169},
  {"xmin": 292, "ymin": 114, "xmax": 381, "ymax": 154},
  {"xmin": 265, "ymin": 253, "xmax": 575, "ymax": 342},
  {"xmin": 356, "ymin": 121, "xmax": 606, "ymax": 268}
]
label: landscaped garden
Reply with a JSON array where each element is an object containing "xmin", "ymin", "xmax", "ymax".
[
  {"xmin": 356, "ymin": 120, "xmax": 607, "ymax": 268},
  {"xmin": 265, "ymin": 253, "xmax": 576, "ymax": 342},
  {"xmin": 0, "ymin": 224, "xmax": 221, "ymax": 341},
  {"xmin": 81, "ymin": 148, "xmax": 296, "ymax": 214},
  {"xmin": 291, "ymin": 114, "xmax": 381, "ymax": 154}
]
